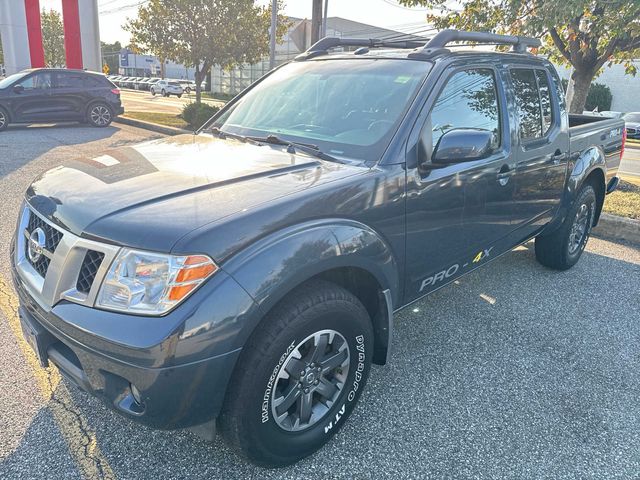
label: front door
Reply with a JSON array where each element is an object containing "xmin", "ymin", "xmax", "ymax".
[
  {"xmin": 509, "ymin": 67, "xmax": 569, "ymax": 235},
  {"xmin": 404, "ymin": 66, "xmax": 515, "ymax": 303},
  {"xmin": 11, "ymin": 72, "xmax": 54, "ymax": 122}
]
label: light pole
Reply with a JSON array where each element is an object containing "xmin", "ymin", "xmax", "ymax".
[{"xmin": 269, "ymin": 0, "xmax": 277, "ymax": 70}]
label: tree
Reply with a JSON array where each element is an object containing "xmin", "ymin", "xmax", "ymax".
[
  {"xmin": 41, "ymin": 9, "xmax": 65, "ymax": 67},
  {"xmin": 399, "ymin": 0, "xmax": 640, "ymax": 113},
  {"xmin": 124, "ymin": 3, "xmax": 174, "ymax": 79},
  {"xmin": 125, "ymin": 0, "xmax": 286, "ymax": 103}
]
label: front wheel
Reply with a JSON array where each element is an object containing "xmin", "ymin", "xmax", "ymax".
[
  {"xmin": 177, "ymin": 94, "xmax": 182, "ymax": 98},
  {"xmin": 87, "ymin": 103, "xmax": 113, "ymax": 127},
  {"xmin": 0, "ymin": 107, "xmax": 8, "ymax": 132},
  {"xmin": 535, "ymin": 183, "xmax": 597, "ymax": 270},
  {"xmin": 219, "ymin": 280, "xmax": 373, "ymax": 467},
  {"xmin": 161, "ymin": 89, "xmax": 167, "ymax": 97}
]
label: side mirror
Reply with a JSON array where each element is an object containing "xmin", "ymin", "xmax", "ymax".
[
  {"xmin": 432, "ymin": 128, "xmax": 495, "ymax": 165},
  {"xmin": 13, "ymin": 84, "xmax": 24, "ymax": 94}
]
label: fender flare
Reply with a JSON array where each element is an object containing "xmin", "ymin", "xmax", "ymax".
[
  {"xmin": 220, "ymin": 219, "xmax": 400, "ymax": 359},
  {"xmin": 543, "ymin": 146, "xmax": 606, "ymax": 234}
]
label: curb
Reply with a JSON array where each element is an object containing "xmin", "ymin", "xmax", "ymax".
[
  {"xmin": 593, "ymin": 213, "xmax": 640, "ymax": 245},
  {"xmin": 114, "ymin": 116, "xmax": 192, "ymax": 136}
]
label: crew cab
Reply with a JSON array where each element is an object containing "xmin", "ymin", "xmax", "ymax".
[{"xmin": 11, "ymin": 30, "xmax": 624, "ymax": 467}]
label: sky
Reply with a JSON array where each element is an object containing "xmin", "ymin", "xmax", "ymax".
[{"xmin": 40, "ymin": 0, "xmax": 432, "ymax": 45}]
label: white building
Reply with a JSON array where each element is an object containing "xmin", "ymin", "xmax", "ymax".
[
  {"xmin": 211, "ymin": 17, "xmax": 429, "ymax": 96},
  {"xmin": 554, "ymin": 61, "xmax": 640, "ymax": 112}
]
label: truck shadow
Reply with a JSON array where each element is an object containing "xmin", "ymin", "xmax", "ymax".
[
  {"xmin": 0, "ymin": 123, "xmax": 142, "ymax": 180},
  {"xmin": 2, "ymin": 240, "xmax": 639, "ymax": 479}
]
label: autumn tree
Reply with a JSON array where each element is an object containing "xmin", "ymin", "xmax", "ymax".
[
  {"xmin": 41, "ymin": 9, "xmax": 65, "ymax": 67},
  {"xmin": 399, "ymin": 0, "xmax": 640, "ymax": 113},
  {"xmin": 125, "ymin": 0, "xmax": 286, "ymax": 103}
]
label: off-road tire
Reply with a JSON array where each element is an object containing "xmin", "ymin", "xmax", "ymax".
[
  {"xmin": 218, "ymin": 280, "xmax": 374, "ymax": 467},
  {"xmin": 535, "ymin": 183, "xmax": 597, "ymax": 270}
]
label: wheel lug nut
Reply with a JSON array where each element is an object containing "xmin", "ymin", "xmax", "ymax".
[
  {"xmin": 304, "ymin": 388, "xmax": 309, "ymax": 393},
  {"xmin": 314, "ymin": 380, "xmax": 319, "ymax": 385}
]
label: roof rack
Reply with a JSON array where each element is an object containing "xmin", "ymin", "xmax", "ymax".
[
  {"xmin": 295, "ymin": 37, "xmax": 428, "ymax": 60},
  {"xmin": 412, "ymin": 29, "xmax": 541, "ymax": 57},
  {"xmin": 295, "ymin": 29, "xmax": 541, "ymax": 61}
]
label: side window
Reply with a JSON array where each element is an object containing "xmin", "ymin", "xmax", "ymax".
[
  {"xmin": 510, "ymin": 69, "xmax": 542, "ymax": 139},
  {"xmin": 56, "ymin": 73, "xmax": 84, "ymax": 89},
  {"xmin": 18, "ymin": 72, "xmax": 52, "ymax": 90},
  {"xmin": 429, "ymin": 68, "xmax": 501, "ymax": 150},
  {"xmin": 536, "ymin": 70, "xmax": 553, "ymax": 135}
]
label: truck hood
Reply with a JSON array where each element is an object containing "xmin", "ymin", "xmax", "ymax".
[{"xmin": 26, "ymin": 134, "xmax": 364, "ymax": 253}]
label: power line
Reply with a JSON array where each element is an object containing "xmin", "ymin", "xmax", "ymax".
[{"xmin": 380, "ymin": 0, "xmax": 429, "ymax": 11}]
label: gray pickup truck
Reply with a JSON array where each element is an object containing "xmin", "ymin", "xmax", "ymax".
[{"xmin": 12, "ymin": 30, "xmax": 625, "ymax": 466}]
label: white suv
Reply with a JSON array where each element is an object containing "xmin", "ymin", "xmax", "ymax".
[{"xmin": 150, "ymin": 80, "xmax": 183, "ymax": 98}]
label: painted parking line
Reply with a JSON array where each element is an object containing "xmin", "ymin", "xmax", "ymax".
[{"xmin": 0, "ymin": 276, "xmax": 115, "ymax": 480}]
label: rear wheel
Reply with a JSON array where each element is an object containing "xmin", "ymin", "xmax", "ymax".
[
  {"xmin": 0, "ymin": 107, "xmax": 8, "ymax": 131},
  {"xmin": 151, "ymin": 89, "xmax": 156, "ymax": 96},
  {"xmin": 161, "ymin": 89, "xmax": 167, "ymax": 97},
  {"xmin": 219, "ymin": 280, "xmax": 374, "ymax": 467},
  {"xmin": 535, "ymin": 183, "xmax": 597, "ymax": 270},
  {"xmin": 87, "ymin": 103, "xmax": 113, "ymax": 127}
]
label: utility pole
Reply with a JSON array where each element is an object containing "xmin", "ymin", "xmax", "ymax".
[
  {"xmin": 269, "ymin": 0, "xmax": 277, "ymax": 69},
  {"xmin": 322, "ymin": 0, "xmax": 328, "ymax": 37},
  {"xmin": 311, "ymin": 0, "xmax": 323, "ymax": 45}
]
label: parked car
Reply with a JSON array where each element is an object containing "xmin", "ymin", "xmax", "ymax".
[
  {"xmin": 177, "ymin": 79, "xmax": 197, "ymax": 94},
  {"xmin": 0, "ymin": 68, "xmax": 124, "ymax": 130},
  {"xmin": 12, "ymin": 31, "xmax": 625, "ymax": 467},
  {"xmin": 600, "ymin": 111, "xmax": 624, "ymax": 119},
  {"xmin": 622, "ymin": 112, "xmax": 640, "ymax": 139},
  {"xmin": 135, "ymin": 78, "xmax": 152, "ymax": 90},
  {"xmin": 150, "ymin": 79, "xmax": 183, "ymax": 97}
]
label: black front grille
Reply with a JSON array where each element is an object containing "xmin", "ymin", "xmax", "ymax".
[
  {"xmin": 76, "ymin": 250, "xmax": 105, "ymax": 294},
  {"xmin": 24, "ymin": 210, "xmax": 64, "ymax": 277}
]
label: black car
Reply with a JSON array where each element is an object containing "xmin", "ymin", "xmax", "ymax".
[{"xmin": 0, "ymin": 68, "xmax": 124, "ymax": 131}]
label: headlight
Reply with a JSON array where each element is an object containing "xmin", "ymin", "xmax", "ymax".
[{"xmin": 96, "ymin": 248, "xmax": 217, "ymax": 315}]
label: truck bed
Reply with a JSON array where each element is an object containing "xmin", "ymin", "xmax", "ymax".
[{"xmin": 568, "ymin": 114, "xmax": 625, "ymax": 183}]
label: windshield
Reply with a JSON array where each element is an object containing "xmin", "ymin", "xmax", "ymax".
[
  {"xmin": 213, "ymin": 59, "xmax": 431, "ymax": 161},
  {"xmin": 623, "ymin": 113, "xmax": 640, "ymax": 122},
  {"xmin": 0, "ymin": 71, "xmax": 29, "ymax": 89}
]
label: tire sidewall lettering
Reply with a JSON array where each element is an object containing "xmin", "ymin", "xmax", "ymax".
[{"xmin": 261, "ymin": 339, "xmax": 296, "ymax": 424}]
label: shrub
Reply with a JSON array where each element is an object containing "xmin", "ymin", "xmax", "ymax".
[
  {"xmin": 180, "ymin": 102, "xmax": 220, "ymax": 129},
  {"xmin": 560, "ymin": 79, "xmax": 613, "ymax": 112},
  {"xmin": 584, "ymin": 82, "xmax": 612, "ymax": 112}
]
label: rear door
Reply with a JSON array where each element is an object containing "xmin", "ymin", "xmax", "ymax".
[
  {"xmin": 51, "ymin": 71, "xmax": 87, "ymax": 120},
  {"xmin": 11, "ymin": 72, "xmax": 53, "ymax": 122},
  {"xmin": 404, "ymin": 64, "xmax": 516, "ymax": 302},
  {"xmin": 508, "ymin": 67, "xmax": 569, "ymax": 235}
]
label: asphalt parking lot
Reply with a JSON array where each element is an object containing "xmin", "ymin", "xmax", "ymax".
[
  {"xmin": 0, "ymin": 123, "xmax": 639, "ymax": 479},
  {"xmin": 120, "ymin": 89, "xmax": 224, "ymax": 114}
]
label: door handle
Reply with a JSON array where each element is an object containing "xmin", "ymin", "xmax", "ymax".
[
  {"xmin": 551, "ymin": 149, "xmax": 566, "ymax": 165},
  {"xmin": 497, "ymin": 164, "xmax": 512, "ymax": 186}
]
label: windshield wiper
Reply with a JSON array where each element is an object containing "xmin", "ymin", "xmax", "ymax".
[
  {"xmin": 248, "ymin": 134, "xmax": 346, "ymax": 164},
  {"xmin": 209, "ymin": 127, "xmax": 259, "ymax": 144}
]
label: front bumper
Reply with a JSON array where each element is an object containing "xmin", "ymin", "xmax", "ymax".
[{"xmin": 12, "ymin": 266, "xmax": 243, "ymax": 430}]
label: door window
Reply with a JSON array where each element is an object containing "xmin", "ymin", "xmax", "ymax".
[
  {"xmin": 18, "ymin": 72, "xmax": 52, "ymax": 91},
  {"xmin": 55, "ymin": 73, "xmax": 84, "ymax": 89},
  {"xmin": 510, "ymin": 68, "xmax": 555, "ymax": 140},
  {"xmin": 429, "ymin": 68, "xmax": 501, "ymax": 150}
]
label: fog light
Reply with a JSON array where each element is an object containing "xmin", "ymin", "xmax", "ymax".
[{"xmin": 130, "ymin": 383, "xmax": 143, "ymax": 405}]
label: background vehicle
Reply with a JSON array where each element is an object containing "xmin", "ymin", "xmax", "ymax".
[
  {"xmin": 151, "ymin": 79, "xmax": 183, "ymax": 97},
  {"xmin": 623, "ymin": 112, "xmax": 640, "ymax": 139},
  {"xmin": 0, "ymin": 68, "xmax": 124, "ymax": 130},
  {"xmin": 12, "ymin": 31, "xmax": 624, "ymax": 467},
  {"xmin": 177, "ymin": 79, "xmax": 197, "ymax": 94}
]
